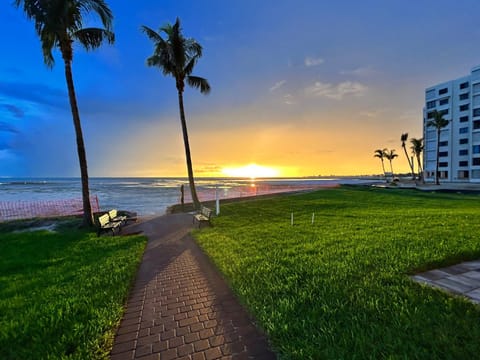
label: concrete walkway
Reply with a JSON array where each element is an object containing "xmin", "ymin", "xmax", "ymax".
[
  {"xmin": 412, "ymin": 260, "xmax": 480, "ymax": 304},
  {"xmin": 110, "ymin": 213, "xmax": 276, "ymax": 360}
]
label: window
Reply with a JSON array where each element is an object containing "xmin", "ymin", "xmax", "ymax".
[
  {"xmin": 460, "ymin": 138, "xmax": 469, "ymax": 144},
  {"xmin": 439, "ymin": 98, "xmax": 449, "ymax": 105},
  {"xmin": 439, "ymin": 88, "xmax": 448, "ymax": 95},
  {"xmin": 439, "ymin": 141, "xmax": 448, "ymax": 147},
  {"xmin": 459, "ymin": 93, "xmax": 469, "ymax": 100},
  {"xmin": 473, "ymin": 145, "xmax": 480, "ymax": 154},
  {"xmin": 459, "ymin": 149, "xmax": 469, "ymax": 156},
  {"xmin": 438, "ymin": 151, "xmax": 448, "ymax": 157},
  {"xmin": 474, "ymin": 83, "xmax": 480, "ymax": 94},
  {"xmin": 426, "ymin": 100, "xmax": 436, "ymax": 109},
  {"xmin": 460, "ymin": 104, "xmax": 470, "ymax": 111},
  {"xmin": 474, "ymin": 108, "xmax": 480, "ymax": 117},
  {"xmin": 460, "ymin": 116, "xmax": 469, "ymax": 122},
  {"xmin": 474, "ymin": 120, "xmax": 480, "ymax": 130},
  {"xmin": 426, "ymin": 89, "xmax": 436, "ymax": 99},
  {"xmin": 472, "ymin": 170, "xmax": 480, "ymax": 178},
  {"xmin": 427, "ymin": 111, "xmax": 434, "ymax": 119},
  {"xmin": 473, "ymin": 158, "xmax": 480, "ymax": 166},
  {"xmin": 459, "ymin": 161, "xmax": 469, "ymax": 167},
  {"xmin": 458, "ymin": 170, "xmax": 469, "ymax": 179},
  {"xmin": 439, "ymin": 109, "xmax": 449, "ymax": 116},
  {"xmin": 460, "ymin": 127, "xmax": 469, "ymax": 134},
  {"xmin": 439, "ymin": 162, "xmax": 448, "ymax": 167},
  {"xmin": 440, "ymin": 171, "xmax": 448, "ymax": 179},
  {"xmin": 460, "ymin": 82, "xmax": 469, "ymax": 89}
]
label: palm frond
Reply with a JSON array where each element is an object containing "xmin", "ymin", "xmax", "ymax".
[
  {"xmin": 14, "ymin": 0, "xmax": 114, "ymax": 66},
  {"xmin": 146, "ymin": 54, "xmax": 176, "ymax": 76},
  {"xmin": 142, "ymin": 17, "xmax": 210, "ymax": 94},
  {"xmin": 40, "ymin": 30, "xmax": 56, "ymax": 67},
  {"xmin": 140, "ymin": 25, "xmax": 163, "ymax": 43},
  {"xmin": 184, "ymin": 57, "xmax": 198, "ymax": 76},
  {"xmin": 73, "ymin": 28, "xmax": 114, "ymax": 50},
  {"xmin": 185, "ymin": 38, "xmax": 202, "ymax": 58},
  {"xmin": 78, "ymin": 0, "xmax": 113, "ymax": 30},
  {"xmin": 187, "ymin": 76, "xmax": 211, "ymax": 94}
]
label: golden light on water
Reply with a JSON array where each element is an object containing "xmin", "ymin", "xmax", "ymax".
[{"xmin": 221, "ymin": 164, "xmax": 280, "ymax": 179}]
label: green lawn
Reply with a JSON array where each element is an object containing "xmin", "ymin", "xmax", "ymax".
[
  {"xmin": 0, "ymin": 218, "xmax": 146, "ymax": 360},
  {"xmin": 194, "ymin": 186, "xmax": 480, "ymax": 359}
]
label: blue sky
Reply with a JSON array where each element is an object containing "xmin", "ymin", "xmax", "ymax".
[{"xmin": 1, "ymin": 0, "xmax": 480, "ymax": 177}]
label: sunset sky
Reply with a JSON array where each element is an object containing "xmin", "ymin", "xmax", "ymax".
[{"xmin": 1, "ymin": 0, "xmax": 480, "ymax": 178}]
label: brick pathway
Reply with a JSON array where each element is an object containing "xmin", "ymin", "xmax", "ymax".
[
  {"xmin": 412, "ymin": 259, "xmax": 480, "ymax": 304},
  {"xmin": 110, "ymin": 213, "xmax": 276, "ymax": 360}
]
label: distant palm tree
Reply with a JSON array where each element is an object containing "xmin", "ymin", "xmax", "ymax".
[
  {"xmin": 374, "ymin": 148, "xmax": 388, "ymax": 182},
  {"xmin": 427, "ymin": 110, "xmax": 449, "ymax": 185},
  {"xmin": 401, "ymin": 133, "xmax": 415, "ymax": 179},
  {"xmin": 14, "ymin": 0, "xmax": 115, "ymax": 227},
  {"xmin": 141, "ymin": 18, "xmax": 210, "ymax": 209},
  {"xmin": 384, "ymin": 149, "xmax": 398, "ymax": 180},
  {"xmin": 410, "ymin": 137, "xmax": 424, "ymax": 182}
]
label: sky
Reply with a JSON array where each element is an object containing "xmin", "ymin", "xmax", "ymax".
[{"xmin": 1, "ymin": 0, "xmax": 480, "ymax": 178}]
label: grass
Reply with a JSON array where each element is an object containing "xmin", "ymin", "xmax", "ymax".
[
  {"xmin": 194, "ymin": 186, "xmax": 480, "ymax": 359},
  {"xmin": 0, "ymin": 218, "xmax": 146, "ymax": 360}
]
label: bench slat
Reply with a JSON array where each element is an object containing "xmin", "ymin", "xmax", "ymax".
[{"xmin": 193, "ymin": 206, "xmax": 213, "ymax": 227}]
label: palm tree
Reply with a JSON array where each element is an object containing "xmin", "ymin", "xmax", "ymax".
[
  {"xmin": 374, "ymin": 148, "xmax": 388, "ymax": 182},
  {"xmin": 141, "ymin": 18, "xmax": 210, "ymax": 209},
  {"xmin": 14, "ymin": 0, "xmax": 114, "ymax": 227},
  {"xmin": 427, "ymin": 110, "xmax": 449, "ymax": 185},
  {"xmin": 410, "ymin": 137, "xmax": 424, "ymax": 182},
  {"xmin": 401, "ymin": 133, "xmax": 415, "ymax": 179},
  {"xmin": 384, "ymin": 149, "xmax": 398, "ymax": 180}
]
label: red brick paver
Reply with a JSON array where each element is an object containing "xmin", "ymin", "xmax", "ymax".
[{"xmin": 110, "ymin": 214, "xmax": 276, "ymax": 359}]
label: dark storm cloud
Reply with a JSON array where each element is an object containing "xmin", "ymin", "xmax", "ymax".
[
  {"xmin": 0, "ymin": 121, "xmax": 18, "ymax": 133},
  {"xmin": 1, "ymin": 103, "xmax": 25, "ymax": 118},
  {"xmin": 0, "ymin": 81, "xmax": 67, "ymax": 109}
]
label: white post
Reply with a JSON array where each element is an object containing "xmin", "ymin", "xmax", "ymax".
[
  {"xmin": 291, "ymin": 212, "xmax": 294, "ymax": 226},
  {"xmin": 215, "ymin": 185, "xmax": 220, "ymax": 215},
  {"xmin": 311, "ymin": 212, "xmax": 315, "ymax": 224}
]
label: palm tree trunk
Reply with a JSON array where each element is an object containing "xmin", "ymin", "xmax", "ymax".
[
  {"xmin": 389, "ymin": 160, "xmax": 394, "ymax": 180},
  {"xmin": 416, "ymin": 155, "xmax": 423, "ymax": 183},
  {"xmin": 402, "ymin": 144, "xmax": 415, "ymax": 180},
  {"xmin": 435, "ymin": 129, "xmax": 440, "ymax": 185},
  {"xmin": 64, "ymin": 58, "xmax": 93, "ymax": 227},
  {"xmin": 434, "ymin": 130, "xmax": 441, "ymax": 185},
  {"xmin": 381, "ymin": 160, "xmax": 387, "ymax": 182},
  {"xmin": 177, "ymin": 90, "xmax": 201, "ymax": 209}
]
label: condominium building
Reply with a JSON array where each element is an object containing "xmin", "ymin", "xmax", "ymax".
[{"xmin": 424, "ymin": 65, "xmax": 480, "ymax": 182}]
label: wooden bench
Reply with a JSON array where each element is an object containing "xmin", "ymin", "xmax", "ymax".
[
  {"xmin": 108, "ymin": 209, "xmax": 127, "ymax": 225},
  {"xmin": 97, "ymin": 213, "xmax": 122, "ymax": 236},
  {"xmin": 193, "ymin": 206, "xmax": 213, "ymax": 227}
]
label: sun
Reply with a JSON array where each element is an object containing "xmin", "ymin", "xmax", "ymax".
[{"xmin": 221, "ymin": 164, "xmax": 280, "ymax": 179}]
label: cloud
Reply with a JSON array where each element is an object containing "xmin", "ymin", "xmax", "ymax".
[
  {"xmin": 305, "ymin": 81, "xmax": 367, "ymax": 100},
  {"xmin": 340, "ymin": 66, "xmax": 376, "ymax": 77},
  {"xmin": 283, "ymin": 94, "xmax": 296, "ymax": 105},
  {"xmin": 0, "ymin": 121, "xmax": 18, "ymax": 133},
  {"xmin": 269, "ymin": 80, "xmax": 286, "ymax": 92},
  {"xmin": 1, "ymin": 104, "xmax": 25, "ymax": 118},
  {"xmin": 0, "ymin": 81, "xmax": 67, "ymax": 110},
  {"xmin": 305, "ymin": 57, "xmax": 325, "ymax": 67}
]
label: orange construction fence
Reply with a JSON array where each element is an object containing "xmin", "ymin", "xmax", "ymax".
[{"xmin": 0, "ymin": 196, "xmax": 100, "ymax": 222}]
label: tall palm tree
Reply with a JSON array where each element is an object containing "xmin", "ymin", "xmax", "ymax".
[
  {"xmin": 384, "ymin": 149, "xmax": 398, "ymax": 180},
  {"xmin": 427, "ymin": 110, "xmax": 449, "ymax": 185},
  {"xmin": 374, "ymin": 148, "xmax": 388, "ymax": 182},
  {"xmin": 410, "ymin": 137, "xmax": 424, "ymax": 182},
  {"xmin": 141, "ymin": 18, "xmax": 210, "ymax": 209},
  {"xmin": 14, "ymin": 0, "xmax": 114, "ymax": 227},
  {"xmin": 401, "ymin": 133, "xmax": 415, "ymax": 179}
]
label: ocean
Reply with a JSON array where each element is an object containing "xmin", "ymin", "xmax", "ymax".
[{"xmin": 0, "ymin": 177, "xmax": 378, "ymax": 217}]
